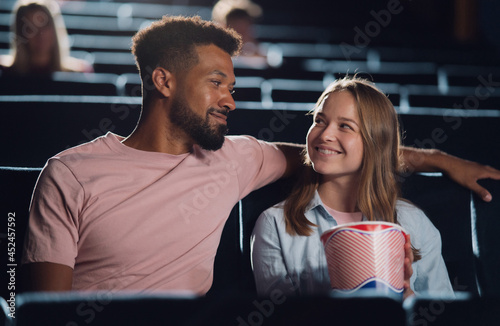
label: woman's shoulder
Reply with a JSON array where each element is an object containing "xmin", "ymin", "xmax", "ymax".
[
  {"xmin": 396, "ymin": 199, "xmax": 440, "ymax": 239},
  {"xmin": 252, "ymin": 200, "xmax": 288, "ymax": 237},
  {"xmin": 0, "ymin": 54, "xmax": 13, "ymax": 67},
  {"xmin": 63, "ymin": 57, "xmax": 94, "ymax": 73},
  {"xmin": 258, "ymin": 200, "xmax": 287, "ymax": 221},
  {"xmin": 254, "ymin": 200, "xmax": 287, "ymax": 227},
  {"xmin": 395, "ymin": 199, "xmax": 428, "ymax": 217},
  {"xmin": 0, "ymin": 55, "xmax": 13, "ymax": 73}
]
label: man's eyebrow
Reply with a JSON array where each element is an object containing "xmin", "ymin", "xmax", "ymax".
[
  {"xmin": 210, "ymin": 70, "xmax": 226, "ymax": 77},
  {"xmin": 209, "ymin": 70, "xmax": 236, "ymax": 86}
]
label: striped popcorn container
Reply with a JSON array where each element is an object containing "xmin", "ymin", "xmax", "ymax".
[{"xmin": 320, "ymin": 221, "xmax": 407, "ymax": 297}]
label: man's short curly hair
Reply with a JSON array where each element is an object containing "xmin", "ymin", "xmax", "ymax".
[{"xmin": 131, "ymin": 15, "xmax": 242, "ymax": 81}]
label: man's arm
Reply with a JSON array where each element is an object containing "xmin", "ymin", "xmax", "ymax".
[
  {"xmin": 22, "ymin": 262, "xmax": 73, "ymax": 292},
  {"xmin": 402, "ymin": 147, "xmax": 500, "ymax": 202},
  {"xmin": 275, "ymin": 143, "xmax": 305, "ymax": 178},
  {"xmin": 275, "ymin": 143, "xmax": 500, "ymax": 202},
  {"xmin": 21, "ymin": 160, "xmax": 81, "ymax": 292}
]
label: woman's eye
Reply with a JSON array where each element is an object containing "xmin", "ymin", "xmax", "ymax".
[{"xmin": 340, "ymin": 123, "xmax": 353, "ymax": 130}]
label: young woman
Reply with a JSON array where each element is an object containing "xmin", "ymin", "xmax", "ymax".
[
  {"xmin": 250, "ymin": 76, "xmax": 454, "ymax": 298},
  {"xmin": 0, "ymin": 0, "xmax": 92, "ymax": 76}
]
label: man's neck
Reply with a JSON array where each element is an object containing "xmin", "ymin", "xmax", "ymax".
[{"xmin": 121, "ymin": 103, "xmax": 193, "ymax": 155}]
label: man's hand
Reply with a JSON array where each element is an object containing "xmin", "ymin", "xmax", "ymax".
[
  {"xmin": 401, "ymin": 147, "xmax": 500, "ymax": 202},
  {"xmin": 403, "ymin": 233, "xmax": 415, "ymax": 300},
  {"xmin": 440, "ymin": 154, "xmax": 500, "ymax": 202}
]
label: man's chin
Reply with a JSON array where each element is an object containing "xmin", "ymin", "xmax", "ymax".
[
  {"xmin": 198, "ymin": 141, "xmax": 224, "ymax": 151},
  {"xmin": 197, "ymin": 133, "xmax": 226, "ymax": 151}
]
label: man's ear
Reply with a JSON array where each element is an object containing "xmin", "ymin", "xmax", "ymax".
[{"xmin": 152, "ymin": 67, "xmax": 174, "ymax": 98}]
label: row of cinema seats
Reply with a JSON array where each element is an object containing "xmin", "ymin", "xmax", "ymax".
[
  {"xmin": 1, "ymin": 0, "xmax": 500, "ymax": 125},
  {"xmin": 0, "ymin": 0, "xmax": 338, "ymax": 46},
  {"xmin": 0, "ymin": 291, "xmax": 498, "ymax": 325},
  {"xmin": 2, "ymin": 70, "xmax": 500, "ymax": 118},
  {"xmin": 1, "ymin": 97, "xmax": 499, "ymax": 168},
  {"xmin": 2, "ymin": 0, "xmax": 498, "ymax": 62},
  {"xmin": 0, "ymin": 163, "xmax": 500, "ymax": 325},
  {"xmin": 1, "ymin": 0, "xmax": 500, "ymax": 91}
]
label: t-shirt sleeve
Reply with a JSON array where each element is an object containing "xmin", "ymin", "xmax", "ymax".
[
  {"xmin": 22, "ymin": 159, "xmax": 83, "ymax": 268},
  {"xmin": 225, "ymin": 136, "xmax": 287, "ymax": 200}
]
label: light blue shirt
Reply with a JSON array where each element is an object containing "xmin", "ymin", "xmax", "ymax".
[{"xmin": 250, "ymin": 191, "xmax": 454, "ymax": 297}]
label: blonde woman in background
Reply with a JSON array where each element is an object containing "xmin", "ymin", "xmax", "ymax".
[{"xmin": 0, "ymin": 0, "xmax": 92, "ymax": 76}]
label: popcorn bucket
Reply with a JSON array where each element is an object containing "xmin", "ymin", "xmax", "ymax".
[{"xmin": 320, "ymin": 222, "xmax": 407, "ymax": 297}]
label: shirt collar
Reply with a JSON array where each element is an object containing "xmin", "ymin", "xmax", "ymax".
[
  {"xmin": 305, "ymin": 190, "xmax": 331, "ymax": 222},
  {"xmin": 305, "ymin": 190, "xmax": 324, "ymax": 212}
]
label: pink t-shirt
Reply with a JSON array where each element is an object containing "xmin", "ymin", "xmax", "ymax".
[
  {"xmin": 22, "ymin": 133, "xmax": 286, "ymax": 294},
  {"xmin": 324, "ymin": 205, "xmax": 363, "ymax": 225}
]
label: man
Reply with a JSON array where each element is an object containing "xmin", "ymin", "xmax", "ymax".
[{"xmin": 21, "ymin": 16, "xmax": 500, "ymax": 294}]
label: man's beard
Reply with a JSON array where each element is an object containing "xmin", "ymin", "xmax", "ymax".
[{"xmin": 169, "ymin": 96, "xmax": 228, "ymax": 151}]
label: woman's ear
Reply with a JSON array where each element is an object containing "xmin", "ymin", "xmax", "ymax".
[{"xmin": 152, "ymin": 67, "xmax": 174, "ymax": 98}]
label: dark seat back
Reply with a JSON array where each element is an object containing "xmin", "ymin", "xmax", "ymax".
[
  {"xmin": 15, "ymin": 291, "xmax": 406, "ymax": 326},
  {"xmin": 404, "ymin": 292, "xmax": 479, "ymax": 326},
  {"xmin": 16, "ymin": 292, "xmax": 203, "ymax": 326},
  {"xmin": 401, "ymin": 172, "xmax": 477, "ymax": 295},
  {"xmin": 239, "ymin": 177, "xmax": 295, "ymax": 291},
  {"xmin": 0, "ymin": 167, "xmax": 41, "ymax": 300},
  {"xmin": 0, "ymin": 297, "xmax": 10, "ymax": 326},
  {"xmin": 0, "ymin": 99, "xmax": 141, "ymax": 166},
  {"xmin": 0, "ymin": 72, "xmax": 120, "ymax": 96},
  {"xmin": 199, "ymin": 292, "xmax": 405, "ymax": 326},
  {"xmin": 471, "ymin": 179, "xmax": 500, "ymax": 298},
  {"xmin": 207, "ymin": 204, "xmax": 244, "ymax": 296}
]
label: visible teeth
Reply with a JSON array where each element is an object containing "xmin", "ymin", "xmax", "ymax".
[{"xmin": 318, "ymin": 148, "xmax": 338, "ymax": 155}]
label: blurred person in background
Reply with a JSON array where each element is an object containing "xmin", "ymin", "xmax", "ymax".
[
  {"xmin": 0, "ymin": 0, "xmax": 92, "ymax": 77},
  {"xmin": 212, "ymin": 0, "xmax": 264, "ymax": 59}
]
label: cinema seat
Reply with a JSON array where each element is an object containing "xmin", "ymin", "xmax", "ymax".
[
  {"xmin": 15, "ymin": 292, "xmax": 202, "ymax": 326},
  {"xmin": 0, "ymin": 98, "xmax": 141, "ymax": 166},
  {"xmin": 401, "ymin": 173, "xmax": 478, "ymax": 295},
  {"xmin": 403, "ymin": 292, "xmax": 479, "ymax": 326},
  {"xmin": 239, "ymin": 177, "xmax": 295, "ymax": 291},
  {"xmin": 0, "ymin": 167, "xmax": 42, "ymax": 300},
  {"xmin": 0, "ymin": 297, "xmax": 12, "ymax": 326},
  {"xmin": 15, "ymin": 291, "xmax": 407, "ymax": 326},
  {"xmin": 197, "ymin": 292, "xmax": 405, "ymax": 326},
  {"xmin": 471, "ymin": 179, "xmax": 500, "ymax": 298},
  {"xmin": 0, "ymin": 72, "xmax": 120, "ymax": 96}
]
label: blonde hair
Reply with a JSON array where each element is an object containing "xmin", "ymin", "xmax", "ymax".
[
  {"xmin": 9, "ymin": 0, "xmax": 75, "ymax": 74},
  {"xmin": 285, "ymin": 76, "xmax": 403, "ymax": 235}
]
